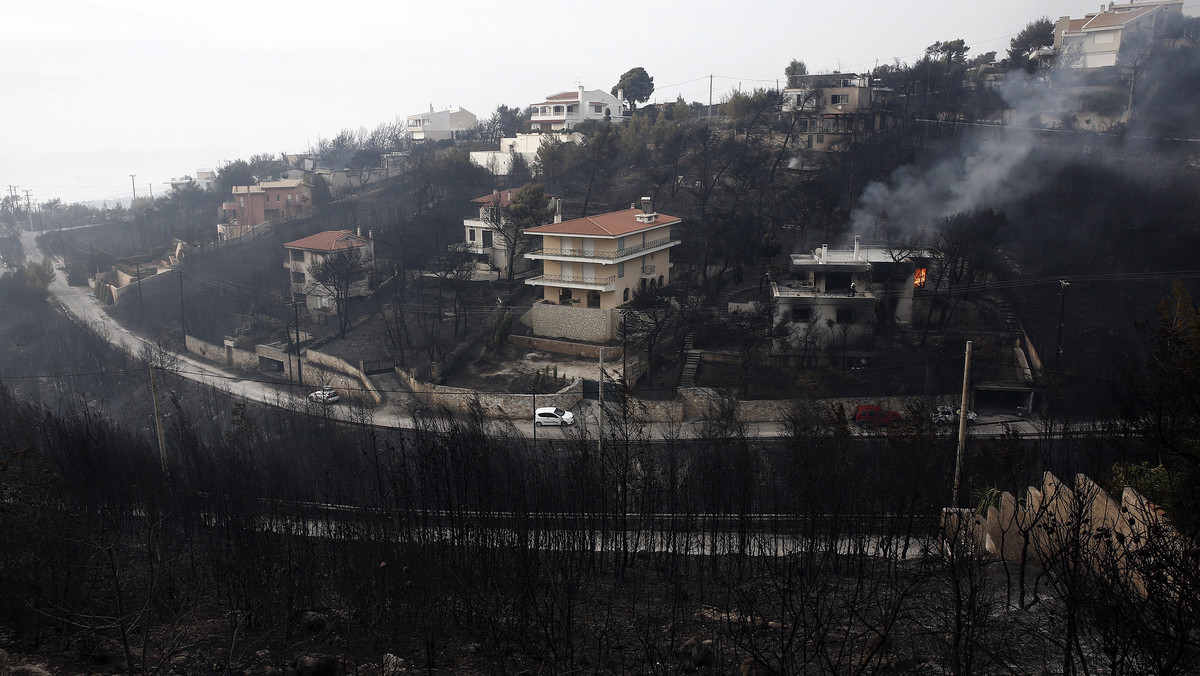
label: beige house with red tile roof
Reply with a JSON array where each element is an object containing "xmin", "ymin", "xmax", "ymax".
[
  {"xmin": 283, "ymin": 230, "xmax": 374, "ymax": 310},
  {"xmin": 530, "ymin": 86, "xmax": 629, "ymax": 130},
  {"xmin": 524, "ymin": 198, "xmax": 680, "ymax": 309},
  {"xmin": 1054, "ymin": 1, "xmax": 1183, "ymax": 68}
]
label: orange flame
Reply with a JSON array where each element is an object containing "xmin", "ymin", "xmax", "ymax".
[{"xmin": 913, "ymin": 268, "xmax": 927, "ymax": 288}]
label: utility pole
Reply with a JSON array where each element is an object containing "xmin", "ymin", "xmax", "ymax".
[
  {"xmin": 598, "ymin": 347, "xmax": 604, "ymax": 458},
  {"xmin": 130, "ymin": 175, "xmax": 137, "ymax": 202},
  {"xmin": 177, "ymin": 269, "xmax": 187, "ymax": 351},
  {"xmin": 952, "ymin": 340, "xmax": 973, "ymax": 508},
  {"xmin": 709, "ymin": 74, "xmax": 713, "ymax": 119},
  {"xmin": 23, "ymin": 190, "xmax": 34, "ymax": 231},
  {"xmin": 1054, "ymin": 280, "xmax": 1070, "ymax": 370},
  {"xmin": 135, "ymin": 262, "xmax": 145, "ymax": 316},
  {"xmin": 293, "ymin": 300, "xmax": 303, "ymax": 387},
  {"xmin": 148, "ymin": 364, "xmax": 169, "ymax": 477}
]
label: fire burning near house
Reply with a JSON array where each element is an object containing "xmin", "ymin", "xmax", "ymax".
[{"xmin": 913, "ymin": 267, "xmax": 927, "ymax": 288}]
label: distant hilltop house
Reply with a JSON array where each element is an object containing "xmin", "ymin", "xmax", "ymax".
[
  {"xmin": 463, "ymin": 189, "xmax": 561, "ymax": 277},
  {"xmin": 781, "ymin": 73, "xmax": 898, "ymax": 154},
  {"xmin": 1054, "ymin": 0, "xmax": 1184, "ymax": 69},
  {"xmin": 519, "ymin": 198, "xmax": 681, "ymax": 342},
  {"xmin": 283, "ymin": 230, "xmax": 374, "ymax": 311},
  {"xmin": 406, "ymin": 106, "xmax": 477, "ymax": 141},
  {"xmin": 166, "ymin": 170, "xmax": 215, "ymax": 192},
  {"xmin": 218, "ymin": 179, "xmax": 312, "ymax": 240},
  {"xmin": 529, "ymin": 86, "xmax": 629, "ymax": 131},
  {"xmin": 769, "ymin": 238, "xmax": 927, "ymax": 349},
  {"xmin": 469, "ymin": 132, "xmax": 583, "ymax": 177}
]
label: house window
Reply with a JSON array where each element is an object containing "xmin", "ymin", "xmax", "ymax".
[
  {"xmin": 290, "ymin": 250, "xmax": 305, "ymax": 262},
  {"xmin": 617, "ymin": 236, "xmax": 626, "ymax": 251},
  {"xmin": 276, "ymin": 194, "xmax": 281, "ymax": 202},
  {"xmin": 830, "ymin": 94, "xmax": 849, "ymax": 105},
  {"xmin": 617, "ymin": 262, "xmax": 625, "ymax": 278},
  {"xmin": 836, "ymin": 308, "xmax": 854, "ymax": 323},
  {"xmin": 292, "ymin": 272, "xmax": 306, "ymax": 284},
  {"xmin": 623, "ymin": 288, "xmax": 630, "ymax": 302},
  {"xmin": 792, "ymin": 307, "xmax": 812, "ymax": 322},
  {"xmin": 239, "ymin": 197, "xmax": 245, "ymax": 207},
  {"xmin": 593, "ymin": 105, "xmax": 602, "ymax": 114},
  {"xmin": 468, "ymin": 229, "xmax": 476, "ymax": 242},
  {"xmin": 816, "ymin": 134, "xmax": 825, "ymax": 144},
  {"xmin": 286, "ymin": 194, "xmax": 292, "ymax": 203}
]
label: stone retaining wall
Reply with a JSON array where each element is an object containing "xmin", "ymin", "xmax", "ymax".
[
  {"xmin": 520, "ymin": 303, "xmax": 617, "ymax": 343},
  {"xmin": 396, "ymin": 367, "xmax": 584, "ymax": 418}
]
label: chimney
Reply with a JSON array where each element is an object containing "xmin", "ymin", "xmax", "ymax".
[
  {"xmin": 821, "ymin": 243, "xmax": 828, "ymax": 263},
  {"xmin": 554, "ymin": 197, "xmax": 562, "ymax": 223},
  {"xmin": 853, "ymin": 235, "xmax": 861, "ymax": 260},
  {"xmin": 429, "ymin": 103, "xmax": 433, "ymax": 113},
  {"xmin": 357, "ymin": 227, "xmax": 362, "ymax": 238},
  {"xmin": 640, "ymin": 196, "xmax": 653, "ymax": 213}
]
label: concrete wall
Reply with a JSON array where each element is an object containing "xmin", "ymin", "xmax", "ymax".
[
  {"xmin": 396, "ymin": 366, "xmax": 583, "ymax": 418},
  {"xmin": 305, "ymin": 348, "xmax": 383, "ymax": 406},
  {"xmin": 185, "ymin": 335, "xmax": 259, "ymax": 372}
]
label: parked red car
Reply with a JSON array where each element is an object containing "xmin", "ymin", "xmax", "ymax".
[{"xmin": 852, "ymin": 405, "xmax": 902, "ymax": 428}]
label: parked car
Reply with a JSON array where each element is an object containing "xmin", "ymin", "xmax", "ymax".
[
  {"xmin": 534, "ymin": 406, "xmax": 574, "ymax": 427},
  {"xmin": 308, "ymin": 385, "xmax": 340, "ymax": 404},
  {"xmin": 852, "ymin": 405, "xmax": 901, "ymax": 428},
  {"xmin": 933, "ymin": 405, "xmax": 977, "ymax": 425}
]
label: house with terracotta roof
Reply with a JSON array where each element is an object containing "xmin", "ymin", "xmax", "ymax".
[
  {"xmin": 463, "ymin": 189, "xmax": 560, "ymax": 277},
  {"xmin": 529, "ymin": 86, "xmax": 629, "ymax": 131},
  {"xmin": 283, "ymin": 230, "xmax": 374, "ymax": 310},
  {"xmin": 519, "ymin": 199, "xmax": 681, "ymax": 342},
  {"xmin": 1053, "ymin": 0, "xmax": 1183, "ymax": 69},
  {"xmin": 218, "ymin": 179, "xmax": 312, "ymax": 239}
]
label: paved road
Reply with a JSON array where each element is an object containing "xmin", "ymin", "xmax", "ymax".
[{"xmin": 19, "ymin": 227, "xmax": 1048, "ymax": 440}]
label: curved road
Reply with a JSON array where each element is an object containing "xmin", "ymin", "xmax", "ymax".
[{"xmin": 20, "ymin": 227, "xmax": 1043, "ymax": 440}]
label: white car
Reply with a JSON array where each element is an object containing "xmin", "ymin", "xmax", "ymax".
[
  {"xmin": 308, "ymin": 386, "xmax": 340, "ymax": 404},
  {"xmin": 534, "ymin": 406, "xmax": 574, "ymax": 427}
]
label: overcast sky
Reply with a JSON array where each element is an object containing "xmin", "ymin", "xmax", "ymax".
[{"xmin": 5, "ymin": 0, "xmax": 1197, "ymax": 207}]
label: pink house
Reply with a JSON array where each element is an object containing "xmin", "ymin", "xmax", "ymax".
[{"xmin": 220, "ymin": 179, "xmax": 312, "ymax": 232}]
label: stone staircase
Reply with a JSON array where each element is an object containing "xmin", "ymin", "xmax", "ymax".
[{"xmin": 679, "ymin": 332, "xmax": 702, "ymax": 388}]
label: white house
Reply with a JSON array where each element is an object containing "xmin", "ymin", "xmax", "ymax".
[
  {"xmin": 1053, "ymin": 1, "xmax": 1184, "ymax": 69},
  {"xmin": 771, "ymin": 238, "xmax": 926, "ymax": 349},
  {"xmin": 469, "ymin": 132, "xmax": 583, "ymax": 176},
  {"xmin": 529, "ymin": 86, "xmax": 629, "ymax": 131},
  {"xmin": 406, "ymin": 106, "xmax": 477, "ymax": 141},
  {"xmin": 283, "ymin": 230, "xmax": 374, "ymax": 311}
]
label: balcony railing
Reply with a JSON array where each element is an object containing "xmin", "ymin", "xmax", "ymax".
[
  {"xmin": 527, "ymin": 274, "xmax": 616, "ymax": 289},
  {"xmin": 529, "ymin": 237, "xmax": 678, "ymax": 260}
]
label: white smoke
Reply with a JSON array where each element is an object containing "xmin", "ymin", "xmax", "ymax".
[{"xmin": 849, "ymin": 70, "xmax": 1085, "ymax": 238}]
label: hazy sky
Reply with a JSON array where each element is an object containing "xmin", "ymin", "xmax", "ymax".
[{"xmin": 5, "ymin": 0, "xmax": 1196, "ymax": 206}]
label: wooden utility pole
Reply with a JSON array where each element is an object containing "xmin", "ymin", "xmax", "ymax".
[
  {"xmin": 148, "ymin": 364, "xmax": 168, "ymax": 477},
  {"xmin": 130, "ymin": 175, "xmax": 137, "ymax": 201},
  {"xmin": 952, "ymin": 340, "xmax": 973, "ymax": 508}
]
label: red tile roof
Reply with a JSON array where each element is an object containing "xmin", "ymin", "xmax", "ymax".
[
  {"xmin": 526, "ymin": 208, "xmax": 681, "ymax": 237},
  {"xmin": 284, "ymin": 230, "xmax": 369, "ymax": 251}
]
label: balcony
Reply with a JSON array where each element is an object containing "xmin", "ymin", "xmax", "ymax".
[
  {"xmin": 526, "ymin": 273, "xmax": 616, "ymax": 292},
  {"xmin": 527, "ymin": 237, "xmax": 680, "ymax": 262}
]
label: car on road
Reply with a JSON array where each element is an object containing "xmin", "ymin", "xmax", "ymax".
[
  {"xmin": 55, "ymin": 262, "xmax": 65, "ymax": 270},
  {"xmin": 852, "ymin": 405, "xmax": 901, "ymax": 428},
  {"xmin": 534, "ymin": 406, "xmax": 574, "ymax": 427},
  {"xmin": 933, "ymin": 405, "xmax": 978, "ymax": 425},
  {"xmin": 308, "ymin": 386, "xmax": 340, "ymax": 404}
]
